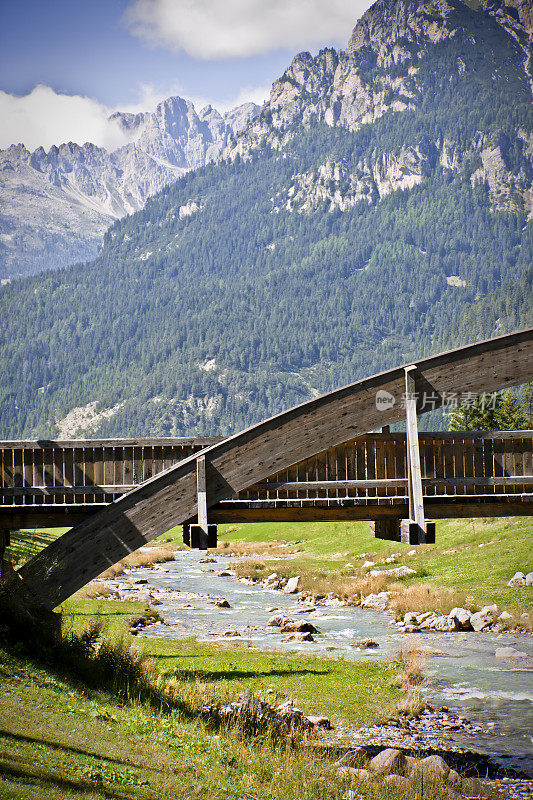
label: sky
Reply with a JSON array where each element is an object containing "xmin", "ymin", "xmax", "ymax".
[{"xmin": 0, "ymin": 0, "xmax": 374, "ymax": 151}]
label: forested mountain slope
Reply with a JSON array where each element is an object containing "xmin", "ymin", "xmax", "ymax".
[{"xmin": 0, "ymin": 0, "xmax": 531, "ymax": 439}]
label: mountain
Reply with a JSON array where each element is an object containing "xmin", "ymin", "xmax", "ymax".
[
  {"xmin": 0, "ymin": 98, "xmax": 260, "ymax": 279},
  {"xmin": 0, "ymin": 0, "xmax": 531, "ymax": 440}
]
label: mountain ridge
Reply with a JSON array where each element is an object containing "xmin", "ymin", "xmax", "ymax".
[{"xmin": 0, "ymin": 97, "xmax": 260, "ymax": 279}]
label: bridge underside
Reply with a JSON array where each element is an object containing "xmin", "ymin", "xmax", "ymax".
[
  {"xmin": 2, "ymin": 496, "xmax": 532, "ymax": 530},
  {"xmin": 2, "ymin": 328, "xmax": 532, "ymax": 611}
]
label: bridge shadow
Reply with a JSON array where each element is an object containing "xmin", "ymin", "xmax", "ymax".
[
  {"xmin": 0, "ymin": 729, "xmax": 168, "ymax": 773},
  {"xmin": 0, "ymin": 760, "xmax": 140, "ymax": 800}
]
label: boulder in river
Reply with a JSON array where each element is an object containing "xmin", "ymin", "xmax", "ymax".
[
  {"xmin": 281, "ymin": 620, "xmax": 320, "ymax": 634},
  {"xmin": 268, "ymin": 615, "xmax": 293, "ymax": 627},
  {"xmin": 216, "ymin": 598, "xmax": 231, "ymax": 608}
]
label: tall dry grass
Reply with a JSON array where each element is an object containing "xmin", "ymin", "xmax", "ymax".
[{"xmin": 98, "ymin": 547, "xmax": 175, "ymax": 579}]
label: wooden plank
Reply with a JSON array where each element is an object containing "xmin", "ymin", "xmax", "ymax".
[
  {"xmin": 375, "ymin": 439, "xmax": 386, "ymax": 498},
  {"xmin": 463, "ymin": 437, "xmax": 475, "ymax": 497},
  {"xmin": 482, "ymin": 437, "xmax": 494, "ymax": 496},
  {"xmin": 22, "ymin": 446, "xmax": 34, "ymax": 507}
]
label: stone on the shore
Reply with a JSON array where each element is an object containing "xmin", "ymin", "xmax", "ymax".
[
  {"xmin": 508, "ymin": 572, "xmax": 526, "ymax": 587},
  {"xmin": 216, "ymin": 599, "xmax": 231, "ymax": 608},
  {"xmin": 447, "ymin": 769, "xmax": 461, "ymax": 785},
  {"xmin": 449, "ymin": 607, "xmax": 472, "ymax": 629},
  {"xmin": 470, "ymin": 610, "xmax": 493, "ymax": 631},
  {"xmin": 526, "ymin": 572, "xmax": 533, "ymax": 586},
  {"xmin": 283, "ymin": 576, "xmax": 300, "ymax": 594},
  {"xmin": 498, "ymin": 610, "xmax": 512, "ymax": 621},
  {"xmin": 337, "ymin": 767, "xmax": 371, "ymax": 781},
  {"xmin": 413, "ymin": 755, "xmax": 450, "ymax": 780},
  {"xmin": 432, "ymin": 615, "xmax": 459, "ymax": 632},
  {"xmin": 368, "ymin": 748, "xmax": 406, "ymax": 774},
  {"xmin": 332, "ymin": 748, "xmax": 367, "ymax": 768},
  {"xmin": 306, "ymin": 715, "xmax": 332, "ymax": 729},
  {"xmin": 403, "ymin": 612, "xmax": 419, "ymax": 625},
  {"xmin": 361, "ymin": 592, "xmax": 390, "ymax": 611},
  {"xmin": 384, "ymin": 774, "xmax": 409, "ymax": 789}
]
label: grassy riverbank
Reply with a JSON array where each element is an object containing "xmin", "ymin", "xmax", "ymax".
[{"xmin": 206, "ymin": 516, "xmax": 533, "ymax": 627}]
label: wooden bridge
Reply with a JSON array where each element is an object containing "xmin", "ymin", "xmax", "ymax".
[{"xmin": 2, "ymin": 328, "xmax": 533, "ymax": 612}]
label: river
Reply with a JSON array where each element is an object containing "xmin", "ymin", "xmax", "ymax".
[{"xmin": 128, "ymin": 549, "xmax": 533, "ymax": 778}]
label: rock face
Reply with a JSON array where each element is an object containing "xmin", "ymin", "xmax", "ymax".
[
  {"xmin": 226, "ymin": 0, "xmax": 533, "ymax": 217},
  {"xmin": 0, "ymin": 98, "xmax": 260, "ymax": 278}
]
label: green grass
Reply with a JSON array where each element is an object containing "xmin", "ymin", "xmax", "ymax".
[{"xmin": 60, "ymin": 599, "xmax": 403, "ymax": 727}]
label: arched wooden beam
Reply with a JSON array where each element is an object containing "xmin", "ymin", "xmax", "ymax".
[{"xmin": 12, "ymin": 328, "xmax": 533, "ymax": 609}]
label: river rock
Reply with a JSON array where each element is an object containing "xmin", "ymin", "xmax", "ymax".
[
  {"xmin": 283, "ymin": 576, "xmax": 300, "ymax": 594},
  {"xmin": 470, "ymin": 610, "xmax": 493, "ymax": 631},
  {"xmin": 281, "ymin": 621, "xmax": 320, "ymax": 634},
  {"xmin": 268, "ymin": 615, "xmax": 293, "ymax": 627},
  {"xmin": 508, "ymin": 572, "xmax": 526, "ymax": 586},
  {"xmin": 495, "ymin": 646, "xmax": 528, "ymax": 659},
  {"xmin": 432, "ymin": 615, "xmax": 459, "ymax": 632},
  {"xmin": 413, "ymin": 755, "xmax": 450, "ymax": 780},
  {"xmin": 224, "ymin": 630, "xmax": 241, "ymax": 637},
  {"xmin": 282, "ymin": 632, "xmax": 314, "ymax": 642},
  {"xmin": 333, "ymin": 748, "xmax": 367, "ymax": 768},
  {"xmin": 368, "ymin": 748, "xmax": 406, "ymax": 774},
  {"xmin": 352, "ymin": 639, "xmax": 379, "ymax": 649},
  {"xmin": 216, "ymin": 599, "xmax": 231, "ymax": 608},
  {"xmin": 449, "ymin": 607, "xmax": 472, "ymax": 629},
  {"xmin": 361, "ymin": 592, "xmax": 390, "ymax": 610}
]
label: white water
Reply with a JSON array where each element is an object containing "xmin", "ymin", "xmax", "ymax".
[{"xmin": 135, "ymin": 550, "xmax": 533, "ymax": 777}]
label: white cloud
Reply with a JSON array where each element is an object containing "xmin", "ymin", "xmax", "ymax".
[
  {"xmin": 124, "ymin": 0, "xmax": 373, "ymax": 59},
  {"xmin": 0, "ymin": 81, "xmax": 269, "ymax": 154},
  {"xmin": 0, "ymin": 85, "xmax": 130, "ymax": 152}
]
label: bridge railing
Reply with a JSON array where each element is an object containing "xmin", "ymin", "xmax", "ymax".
[
  {"xmin": 0, "ymin": 437, "xmax": 222, "ymax": 507},
  {"xmin": 233, "ymin": 430, "xmax": 533, "ymax": 506},
  {"xmin": 1, "ymin": 431, "xmax": 532, "ymax": 510}
]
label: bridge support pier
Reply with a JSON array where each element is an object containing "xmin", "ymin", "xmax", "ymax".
[
  {"xmin": 400, "ymin": 519, "xmax": 436, "ymax": 545},
  {"xmin": 371, "ymin": 519, "xmax": 401, "ymax": 541},
  {"xmin": 190, "ymin": 524, "xmax": 217, "ymax": 550}
]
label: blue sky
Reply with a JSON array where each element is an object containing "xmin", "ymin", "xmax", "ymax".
[{"xmin": 0, "ymin": 0, "xmax": 373, "ymax": 150}]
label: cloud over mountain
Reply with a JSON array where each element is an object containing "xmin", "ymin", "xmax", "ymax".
[
  {"xmin": 0, "ymin": 85, "xmax": 130, "ymax": 152},
  {"xmin": 124, "ymin": 0, "xmax": 372, "ymax": 58}
]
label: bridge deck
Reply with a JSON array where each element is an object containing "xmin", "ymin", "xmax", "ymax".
[{"xmin": 1, "ymin": 430, "xmax": 532, "ymax": 528}]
